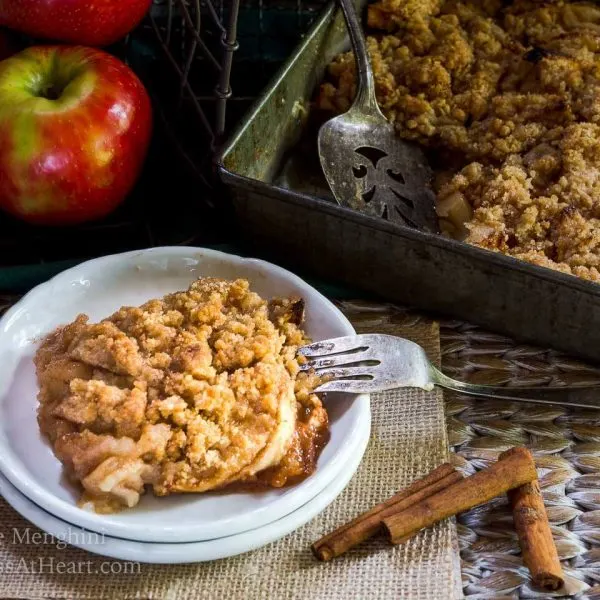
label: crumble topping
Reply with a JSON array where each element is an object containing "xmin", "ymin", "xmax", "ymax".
[{"xmin": 36, "ymin": 278, "xmax": 328, "ymax": 513}]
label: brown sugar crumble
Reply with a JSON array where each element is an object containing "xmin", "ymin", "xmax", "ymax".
[
  {"xmin": 317, "ymin": 0, "xmax": 600, "ymax": 282},
  {"xmin": 35, "ymin": 278, "xmax": 328, "ymax": 513}
]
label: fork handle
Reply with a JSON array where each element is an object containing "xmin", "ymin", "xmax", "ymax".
[{"xmin": 431, "ymin": 366, "xmax": 600, "ymax": 410}]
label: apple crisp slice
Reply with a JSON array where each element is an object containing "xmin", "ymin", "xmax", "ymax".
[{"xmin": 35, "ymin": 278, "xmax": 328, "ymax": 513}]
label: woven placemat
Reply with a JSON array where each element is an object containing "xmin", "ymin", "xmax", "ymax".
[
  {"xmin": 438, "ymin": 319, "xmax": 600, "ymax": 599},
  {"xmin": 0, "ymin": 302, "xmax": 461, "ymax": 600}
]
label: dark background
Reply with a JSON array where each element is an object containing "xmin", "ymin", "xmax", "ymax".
[{"xmin": 0, "ymin": 0, "xmax": 328, "ymax": 269}]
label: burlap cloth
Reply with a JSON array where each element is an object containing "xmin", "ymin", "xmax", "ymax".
[{"xmin": 0, "ymin": 297, "xmax": 461, "ymax": 600}]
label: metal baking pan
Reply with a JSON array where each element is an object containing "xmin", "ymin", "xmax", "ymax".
[{"xmin": 217, "ymin": 1, "xmax": 600, "ymax": 363}]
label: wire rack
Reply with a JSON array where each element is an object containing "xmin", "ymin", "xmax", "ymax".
[{"xmin": 0, "ymin": 0, "xmax": 327, "ymax": 268}]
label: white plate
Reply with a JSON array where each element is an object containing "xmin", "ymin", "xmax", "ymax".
[
  {"xmin": 0, "ymin": 247, "xmax": 370, "ymax": 543},
  {"xmin": 0, "ymin": 420, "xmax": 369, "ymax": 563}
]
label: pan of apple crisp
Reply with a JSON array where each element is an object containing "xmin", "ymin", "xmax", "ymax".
[{"xmin": 218, "ymin": 0, "xmax": 600, "ymax": 362}]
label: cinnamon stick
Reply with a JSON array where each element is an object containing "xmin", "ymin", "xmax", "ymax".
[
  {"xmin": 382, "ymin": 446, "xmax": 537, "ymax": 544},
  {"xmin": 499, "ymin": 449, "xmax": 564, "ymax": 591},
  {"xmin": 312, "ymin": 463, "xmax": 462, "ymax": 561}
]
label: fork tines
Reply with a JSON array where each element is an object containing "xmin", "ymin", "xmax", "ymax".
[{"xmin": 298, "ymin": 335, "xmax": 382, "ymax": 390}]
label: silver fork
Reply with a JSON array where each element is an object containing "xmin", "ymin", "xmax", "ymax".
[{"xmin": 299, "ymin": 334, "xmax": 600, "ymax": 409}]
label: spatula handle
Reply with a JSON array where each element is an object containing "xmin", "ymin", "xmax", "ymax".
[{"xmin": 338, "ymin": 0, "xmax": 378, "ymax": 109}]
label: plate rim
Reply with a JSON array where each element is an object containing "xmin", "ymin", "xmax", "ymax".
[
  {"xmin": 0, "ymin": 246, "xmax": 370, "ymax": 543},
  {"xmin": 0, "ymin": 414, "xmax": 370, "ymax": 564}
]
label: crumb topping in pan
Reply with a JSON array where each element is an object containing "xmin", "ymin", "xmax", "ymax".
[{"xmin": 318, "ymin": 0, "xmax": 600, "ymax": 281}]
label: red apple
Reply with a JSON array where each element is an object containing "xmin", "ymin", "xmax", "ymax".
[
  {"xmin": 0, "ymin": 45, "xmax": 152, "ymax": 225},
  {"xmin": 0, "ymin": 0, "xmax": 152, "ymax": 47}
]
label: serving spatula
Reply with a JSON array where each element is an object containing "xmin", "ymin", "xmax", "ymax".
[{"xmin": 318, "ymin": 0, "xmax": 438, "ymax": 232}]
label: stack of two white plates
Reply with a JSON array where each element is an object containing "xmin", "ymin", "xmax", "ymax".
[{"xmin": 0, "ymin": 247, "xmax": 371, "ymax": 564}]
